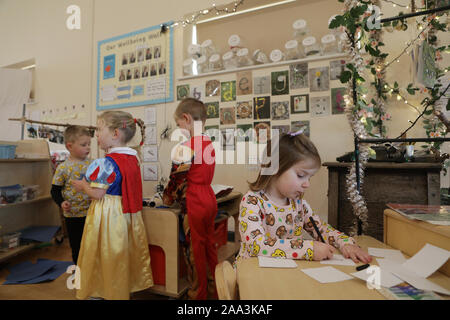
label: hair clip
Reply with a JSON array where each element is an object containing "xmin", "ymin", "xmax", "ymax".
[
  {"xmin": 134, "ymin": 118, "xmax": 137, "ymax": 124},
  {"xmin": 123, "ymin": 121, "xmax": 127, "ymax": 129},
  {"xmin": 288, "ymin": 128, "xmax": 305, "ymax": 137}
]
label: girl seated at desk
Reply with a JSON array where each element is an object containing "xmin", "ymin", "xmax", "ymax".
[{"xmin": 236, "ymin": 130, "xmax": 372, "ymax": 264}]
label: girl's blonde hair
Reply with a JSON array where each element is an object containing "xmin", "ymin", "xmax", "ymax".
[
  {"xmin": 97, "ymin": 110, "xmax": 145, "ymax": 146},
  {"xmin": 248, "ymin": 133, "xmax": 321, "ymax": 192}
]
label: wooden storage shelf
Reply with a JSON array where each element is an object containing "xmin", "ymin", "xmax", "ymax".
[
  {"xmin": 0, "ymin": 195, "xmax": 52, "ymax": 209},
  {"xmin": 0, "ymin": 243, "xmax": 36, "ymax": 264},
  {"xmin": 0, "ymin": 158, "xmax": 48, "ymax": 163}
]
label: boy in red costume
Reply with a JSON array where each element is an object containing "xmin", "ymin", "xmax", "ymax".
[{"xmin": 163, "ymin": 98, "xmax": 218, "ymax": 300}]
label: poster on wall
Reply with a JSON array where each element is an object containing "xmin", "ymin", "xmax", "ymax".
[{"xmin": 97, "ymin": 22, "xmax": 174, "ymax": 110}]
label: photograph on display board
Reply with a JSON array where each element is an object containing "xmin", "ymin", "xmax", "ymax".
[
  {"xmin": 253, "ymin": 76, "xmax": 270, "ymax": 95},
  {"xmin": 271, "ymin": 101, "xmax": 290, "ymax": 120},
  {"xmin": 273, "ymin": 124, "xmax": 290, "ymax": 136},
  {"xmin": 205, "ymin": 125, "xmax": 219, "ymax": 142},
  {"xmin": 271, "ymin": 71, "xmax": 289, "ymax": 95},
  {"xmin": 205, "ymin": 102, "xmax": 219, "ymax": 119},
  {"xmin": 291, "ymin": 120, "xmax": 310, "ymax": 137},
  {"xmin": 236, "ymin": 101, "xmax": 253, "ymax": 120},
  {"xmin": 237, "ymin": 71, "xmax": 253, "ymax": 96},
  {"xmin": 290, "ymin": 94, "xmax": 309, "ymax": 114},
  {"xmin": 330, "ymin": 60, "xmax": 348, "ymax": 80},
  {"xmin": 290, "ymin": 63, "xmax": 309, "ymax": 89},
  {"xmin": 331, "ymin": 87, "xmax": 347, "ymax": 114},
  {"xmin": 220, "ymin": 107, "xmax": 236, "ymax": 125},
  {"xmin": 236, "ymin": 124, "xmax": 253, "ymax": 142},
  {"xmin": 221, "ymin": 81, "xmax": 236, "ymax": 102},
  {"xmin": 309, "ymin": 67, "xmax": 330, "ymax": 92},
  {"xmin": 254, "ymin": 121, "xmax": 271, "ymax": 144},
  {"xmin": 310, "ymin": 96, "xmax": 331, "ymax": 117},
  {"xmin": 177, "ymin": 84, "xmax": 190, "ymax": 100},
  {"xmin": 206, "ymin": 80, "xmax": 220, "ymax": 97},
  {"xmin": 97, "ymin": 22, "xmax": 173, "ymax": 110},
  {"xmin": 253, "ymin": 96, "xmax": 271, "ymax": 120}
]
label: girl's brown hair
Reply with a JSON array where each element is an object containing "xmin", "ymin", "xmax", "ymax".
[
  {"xmin": 97, "ymin": 110, "xmax": 145, "ymax": 146},
  {"xmin": 248, "ymin": 133, "xmax": 321, "ymax": 192}
]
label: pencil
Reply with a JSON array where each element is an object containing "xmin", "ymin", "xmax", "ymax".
[{"xmin": 309, "ymin": 216, "xmax": 326, "ymax": 243}]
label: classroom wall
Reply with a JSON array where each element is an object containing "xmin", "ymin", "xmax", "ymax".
[{"xmin": 1, "ymin": 0, "xmax": 448, "ymax": 224}]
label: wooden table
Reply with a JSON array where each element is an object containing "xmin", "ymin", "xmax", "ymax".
[
  {"xmin": 141, "ymin": 191, "xmax": 242, "ymax": 298},
  {"xmin": 323, "ymin": 162, "xmax": 441, "ymax": 241},
  {"xmin": 236, "ymin": 235, "xmax": 450, "ymax": 300},
  {"xmin": 384, "ymin": 208, "xmax": 450, "ymax": 277}
]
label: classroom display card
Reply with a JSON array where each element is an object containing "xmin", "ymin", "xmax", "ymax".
[{"xmin": 97, "ymin": 22, "xmax": 173, "ymax": 110}]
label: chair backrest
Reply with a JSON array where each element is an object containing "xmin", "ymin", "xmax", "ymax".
[{"xmin": 215, "ymin": 260, "xmax": 238, "ymax": 300}]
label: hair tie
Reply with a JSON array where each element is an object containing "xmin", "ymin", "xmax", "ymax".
[
  {"xmin": 134, "ymin": 118, "xmax": 137, "ymax": 124},
  {"xmin": 123, "ymin": 121, "xmax": 127, "ymax": 129},
  {"xmin": 288, "ymin": 128, "xmax": 305, "ymax": 137}
]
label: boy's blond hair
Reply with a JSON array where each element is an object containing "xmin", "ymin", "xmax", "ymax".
[
  {"xmin": 64, "ymin": 125, "xmax": 91, "ymax": 144},
  {"xmin": 175, "ymin": 98, "xmax": 207, "ymax": 123}
]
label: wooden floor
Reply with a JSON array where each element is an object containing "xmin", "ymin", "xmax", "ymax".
[{"xmin": 0, "ymin": 240, "xmax": 171, "ymax": 300}]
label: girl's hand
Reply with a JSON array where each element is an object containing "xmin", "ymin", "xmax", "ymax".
[
  {"xmin": 341, "ymin": 244, "xmax": 372, "ymax": 264},
  {"xmin": 71, "ymin": 178, "xmax": 88, "ymax": 192},
  {"xmin": 313, "ymin": 241, "xmax": 336, "ymax": 261}
]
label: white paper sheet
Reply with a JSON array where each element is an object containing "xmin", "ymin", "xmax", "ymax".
[
  {"xmin": 258, "ymin": 256, "xmax": 298, "ymax": 268},
  {"xmin": 143, "ymin": 163, "xmax": 158, "ymax": 181},
  {"xmin": 145, "ymin": 126, "xmax": 157, "ymax": 145},
  {"xmin": 145, "ymin": 107, "xmax": 157, "ymax": 125},
  {"xmin": 401, "ymin": 244, "xmax": 450, "ymax": 278},
  {"xmin": 143, "ymin": 145, "xmax": 158, "ymax": 162},
  {"xmin": 146, "ymin": 78, "xmax": 166, "ymax": 99},
  {"xmin": 320, "ymin": 254, "xmax": 356, "ymax": 266},
  {"xmin": 368, "ymin": 248, "xmax": 407, "ymax": 263},
  {"xmin": 351, "ymin": 267, "xmax": 404, "ymax": 288},
  {"xmin": 301, "ymin": 266, "xmax": 353, "ymax": 284}
]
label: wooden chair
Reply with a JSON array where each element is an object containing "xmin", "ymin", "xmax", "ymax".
[{"xmin": 215, "ymin": 260, "xmax": 238, "ymax": 300}]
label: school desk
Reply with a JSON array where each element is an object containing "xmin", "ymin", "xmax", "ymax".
[
  {"xmin": 235, "ymin": 235, "xmax": 450, "ymax": 300},
  {"xmin": 141, "ymin": 191, "xmax": 242, "ymax": 298},
  {"xmin": 384, "ymin": 208, "xmax": 450, "ymax": 277}
]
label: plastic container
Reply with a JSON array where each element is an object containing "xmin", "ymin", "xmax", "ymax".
[
  {"xmin": 285, "ymin": 40, "xmax": 304, "ymax": 60},
  {"xmin": 182, "ymin": 58, "xmax": 193, "ymax": 76},
  {"xmin": 187, "ymin": 44, "xmax": 202, "ymax": 59},
  {"xmin": 209, "ymin": 53, "xmax": 223, "ymax": 72},
  {"xmin": 338, "ymin": 33, "xmax": 348, "ymax": 53},
  {"xmin": 196, "ymin": 55, "xmax": 209, "ymax": 74},
  {"xmin": 228, "ymin": 35, "xmax": 243, "ymax": 53},
  {"xmin": 303, "ymin": 36, "xmax": 320, "ymax": 56},
  {"xmin": 0, "ymin": 145, "xmax": 16, "ymax": 159},
  {"xmin": 200, "ymin": 39, "xmax": 217, "ymax": 58},
  {"xmin": 22, "ymin": 185, "xmax": 41, "ymax": 201},
  {"xmin": 236, "ymin": 48, "xmax": 254, "ymax": 67},
  {"xmin": 0, "ymin": 232, "xmax": 21, "ymax": 251},
  {"xmin": 321, "ymin": 34, "xmax": 338, "ymax": 55},
  {"xmin": 252, "ymin": 49, "xmax": 269, "ymax": 65},
  {"xmin": 270, "ymin": 49, "xmax": 285, "ymax": 63},
  {"xmin": 292, "ymin": 19, "xmax": 309, "ymax": 44},
  {"xmin": 0, "ymin": 184, "xmax": 24, "ymax": 205},
  {"xmin": 222, "ymin": 51, "xmax": 238, "ymax": 70}
]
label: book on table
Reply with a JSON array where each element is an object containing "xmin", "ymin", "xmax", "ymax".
[{"xmin": 386, "ymin": 203, "xmax": 450, "ymax": 226}]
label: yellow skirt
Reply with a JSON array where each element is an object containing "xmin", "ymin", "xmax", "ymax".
[{"xmin": 76, "ymin": 195, "xmax": 153, "ymax": 300}]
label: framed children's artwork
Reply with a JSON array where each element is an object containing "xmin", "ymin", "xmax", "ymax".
[
  {"xmin": 221, "ymin": 81, "xmax": 236, "ymax": 102},
  {"xmin": 177, "ymin": 84, "xmax": 190, "ymax": 100},
  {"xmin": 236, "ymin": 124, "xmax": 253, "ymax": 142},
  {"xmin": 291, "ymin": 120, "xmax": 310, "ymax": 137},
  {"xmin": 331, "ymin": 87, "xmax": 347, "ymax": 114},
  {"xmin": 205, "ymin": 125, "xmax": 219, "ymax": 142},
  {"xmin": 310, "ymin": 96, "xmax": 331, "ymax": 117},
  {"xmin": 309, "ymin": 67, "xmax": 330, "ymax": 92},
  {"xmin": 330, "ymin": 60, "xmax": 348, "ymax": 81},
  {"xmin": 190, "ymin": 86, "xmax": 204, "ymax": 100},
  {"xmin": 290, "ymin": 94, "xmax": 309, "ymax": 114},
  {"xmin": 97, "ymin": 21, "xmax": 174, "ymax": 110},
  {"xmin": 206, "ymin": 80, "xmax": 220, "ymax": 97},
  {"xmin": 290, "ymin": 63, "xmax": 309, "ymax": 89},
  {"xmin": 272, "ymin": 124, "xmax": 290, "ymax": 136},
  {"xmin": 220, "ymin": 107, "xmax": 236, "ymax": 125},
  {"xmin": 271, "ymin": 101, "xmax": 290, "ymax": 120},
  {"xmin": 143, "ymin": 145, "xmax": 158, "ymax": 162},
  {"xmin": 271, "ymin": 71, "xmax": 289, "ymax": 96},
  {"xmin": 236, "ymin": 101, "xmax": 253, "ymax": 120},
  {"xmin": 253, "ymin": 96, "xmax": 271, "ymax": 120},
  {"xmin": 205, "ymin": 102, "xmax": 219, "ymax": 119},
  {"xmin": 221, "ymin": 128, "xmax": 235, "ymax": 150},
  {"xmin": 253, "ymin": 76, "xmax": 270, "ymax": 95},
  {"xmin": 254, "ymin": 121, "xmax": 271, "ymax": 144},
  {"xmin": 143, "ymin": 164, "xmax": 158, "ymax": 181},
  {"xmin": 237, "ymin": 71, "xmax": 253, "ymax": 96}
]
